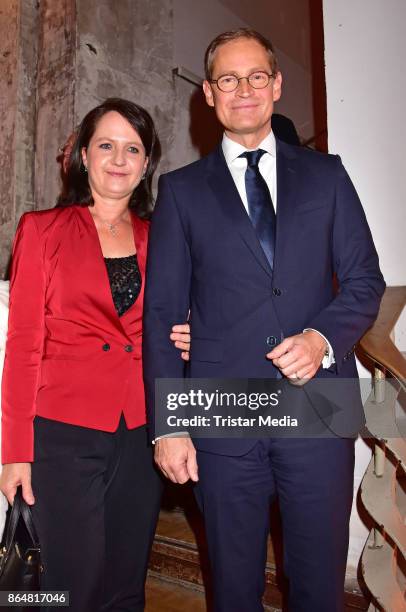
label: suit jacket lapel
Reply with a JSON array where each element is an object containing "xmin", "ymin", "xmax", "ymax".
[
  {"xmin": 206, "ymin": 145, "xmax": 273, "ymax": 279},
  {"xmin": 274, "ymin": 139, "xmax": 298, "ymax": 275}
]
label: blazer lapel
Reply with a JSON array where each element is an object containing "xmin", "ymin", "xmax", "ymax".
[
  {"xmin": 119, "ymin": 214, "xmax": 147, "ymax": 337},
  {"xmin": 78, "ymin": 206, "xmax": 133, "ymax": 338},
  {"xmin": 274, "ymin": 139, "xmax": 298, "ymax": 275},
  {"xmin": 206, "ymin": 145, "xmax": 273, "ymax": 278},
  {"xmin": 131, "ymin": 214, "xmax": 148, "ymax": 284}
]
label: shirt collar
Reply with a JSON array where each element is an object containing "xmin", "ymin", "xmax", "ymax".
[{"xmin": 222, "ymin": 130, "xmax": 276, "ymax": 166}]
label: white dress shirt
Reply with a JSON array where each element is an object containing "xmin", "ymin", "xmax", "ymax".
[{"xmin": 222, "ymin": 131, "xmax": 277, "ymax": 212}]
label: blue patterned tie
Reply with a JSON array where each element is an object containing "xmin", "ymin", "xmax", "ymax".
[{"xmin": 239, "ymin": 149, "xmax": 276, "ymax": 269}]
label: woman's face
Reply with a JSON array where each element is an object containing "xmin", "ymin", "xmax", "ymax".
[{"xmin": 81, "ymin": 111, "xmax": 148, "ymax": 204}]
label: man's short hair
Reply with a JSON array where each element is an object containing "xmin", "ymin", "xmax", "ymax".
[{"xmin": 204, "ymin": 28, "xmax": 279, "ymax": 80}]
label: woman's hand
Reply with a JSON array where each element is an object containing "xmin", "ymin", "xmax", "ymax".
[
  {"xmin": 0, "ymin": 463, "xmax": 35, "ymax": 505},
  {"xmin": 170, "ymin": 323, "xmax": 191, "ymax": 361}
]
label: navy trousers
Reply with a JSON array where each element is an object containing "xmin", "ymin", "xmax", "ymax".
[{"xmin": 195, "ymin": 437, "xmax": 355, "ymax": 612}]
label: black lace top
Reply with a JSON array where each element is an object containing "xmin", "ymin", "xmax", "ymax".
[{"xmin": 104, "ymin": 254, "xmax": 141, "ymax": 317}]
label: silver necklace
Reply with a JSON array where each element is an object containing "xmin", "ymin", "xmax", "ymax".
[
  {"xmin": 104, "ymin": 220, "xmax": 122, "ymax": 237},
  {"xmin": 90, "ymin": 208, "xmax": 129, "ymax": 237}
]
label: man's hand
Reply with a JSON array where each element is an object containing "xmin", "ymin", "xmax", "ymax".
[
  {"xmin": 170, "ymin": 323, "xmax": 191, "ymax": 361},
  {"xmin": 266, "ymin": 330, "xmax": 326, "ymax": 384},
  {"xmin": 0, "ymin": 462, "xmax": 35, "ymax": 505},
  {"xmin": 154, "ymin": 437, "xmax": 198, "ymax": 484}
]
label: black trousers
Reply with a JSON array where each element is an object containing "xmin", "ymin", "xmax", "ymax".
[{"xmin": 31, "ymin": 416, "xmax": 163, "ymax": 612}]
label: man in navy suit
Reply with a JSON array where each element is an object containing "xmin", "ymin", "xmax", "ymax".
[{"xmin": 143, "ymin": 28, "xmax": 385, "ymax": 611}]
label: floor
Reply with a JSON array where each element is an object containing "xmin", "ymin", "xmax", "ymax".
[
  {"xmin": 145, "ymin": 575, "xmax": 281, "ymax": 612},
  {"xmin": 146, "ymin": 504, "xmax": 283, "ymax": 612},
  {"xmin": 145, "ymin": 576, "xmax": 207, "ymax": 612}
]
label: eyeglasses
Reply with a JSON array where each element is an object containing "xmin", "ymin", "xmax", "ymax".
[{"xmin": 209, "ymin": 70, "xmax": 276, "ymax": 93}]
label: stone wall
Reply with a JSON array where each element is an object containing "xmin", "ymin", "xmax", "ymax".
[
  {"xmin": 0, "ymin": 0, "xmax": 75, "ymax": 276},
  {"xmin": 0, "ymin": 0, "xmax": 39, "ymax": 274},
  {"xmin": 0, "ymin": 0, "xmax": 318, "ymax": 276},
  {"xmin": 75, "ymin": 0, "xmax": 177, "ymax": 178},
  {"xmin": 0, "ymin": 0, "xmax": 18, "ymax": 272},
  {"xmin": 35, "ymin": 0, "xmax": 76, "ymax": 211},
  {"xmin": 0, "ymin": 0, "xmax": 187, "ymax": 275}
]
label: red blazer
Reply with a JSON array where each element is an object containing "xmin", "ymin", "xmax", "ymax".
[{"xmin": 1, "ymin": 205, "xmax": 149, "ymax": 464}]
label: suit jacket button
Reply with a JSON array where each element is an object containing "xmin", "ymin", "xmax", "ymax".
[
  {"xmin": 102, "ymin": 343, "xmax": 110, "ymax": 351},
  {"xmin": 124, "ymin": 344, "xmax": 133, "ymax": 352},
  {"xmin": 272, "ymin": 288, "xmax": 282, "ymax": 296},
  {"xmin": 267, "ymin": 336, "xmax": 277, "ymax": 347}
]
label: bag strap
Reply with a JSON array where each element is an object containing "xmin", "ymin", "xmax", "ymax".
[
  {"xmin": 4, "ymin": 487, "xmax": 22, "ymax": 551},
  {"xmin": 19, "ymin": 491, "xmax": 40, "ymax": 547},
  {"xmin": 4, "ymin": 487, "xmax": 40, "ymax": 551}
]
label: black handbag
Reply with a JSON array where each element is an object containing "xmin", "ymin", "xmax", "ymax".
[{"xmin": 0, "ymin": 486, "xmax": 42, "ymax": 604}]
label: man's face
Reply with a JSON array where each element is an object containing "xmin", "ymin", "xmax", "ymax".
[{"xmin": 203, "ymin": 38, "xmax": 282, "ymax": 144}]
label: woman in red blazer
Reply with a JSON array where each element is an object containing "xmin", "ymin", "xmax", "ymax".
[{"xmin": 0, "ymin": 98, "xmax": 190, "ymax": 611}]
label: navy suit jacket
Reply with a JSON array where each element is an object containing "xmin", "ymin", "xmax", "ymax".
[{"xmin": 143, "ymin": 138, "xmax": 385, "ymax": 455}]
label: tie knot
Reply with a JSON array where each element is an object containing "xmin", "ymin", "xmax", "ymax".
[{"xmin": 239, "ymin": 149, "xmax": 266, "ymax": 168}]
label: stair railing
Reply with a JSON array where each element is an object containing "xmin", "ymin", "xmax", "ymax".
[{"xmin": 359, "ymin": 286, "xmax": 406, "ymax": 611}]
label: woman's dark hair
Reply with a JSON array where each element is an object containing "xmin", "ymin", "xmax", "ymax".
[{"xmin": 58, "ymin": 98, "xmax": 161, "ymax": 219}]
